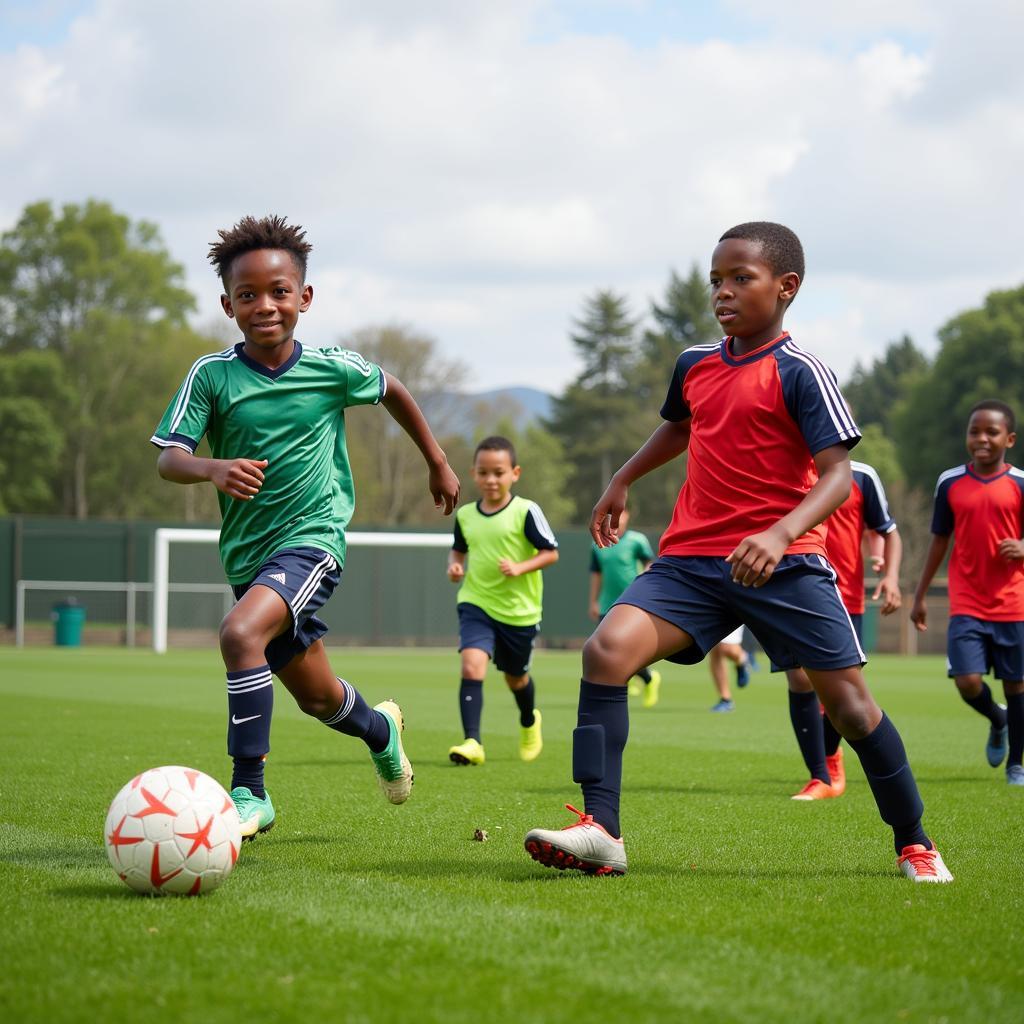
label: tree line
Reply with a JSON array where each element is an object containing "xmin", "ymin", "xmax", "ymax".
[{"xmin": 3, "ymin": 199, "xmax": 1023, "ymax": 571}]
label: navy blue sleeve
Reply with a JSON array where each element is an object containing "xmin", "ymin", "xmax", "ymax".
[
  {"xmin": 524, "ymin": 503, "xmax": 558, "ymax": 551},
  {"xmin": 589, "ymin": 549, "xmax": 601, "ymax": 572},
  {"xmin": 931, "ymin": 475, "xmax": 956, "ymax": 536},
  {"xmin": 1012, "ymin": 469, "xmax": 1024, "ymax": 535},
  {"xmin": 854, "ymin": 465, "xmax": 896, "ymax": 533},
  {"xmin": 452, "ymin": 515, "xmax": 468, "ymax": 553},
  {"xmin": 776, "ymin": 345, "xmax": 861, "ymax": 454},
  {"xmin": 659, "ymin": 346, "xmax": 718, "ymax": 422}
]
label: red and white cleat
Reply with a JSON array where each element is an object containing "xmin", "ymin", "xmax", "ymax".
[
  {"xmin": 524, "ymin": 804, "xmax": 627, "ymax": 876},
  {"xmin": 897, "ymin": 844, "xmax": 953, "ymax": 883},
  {"xmin": 825, "ymin": 748, "xmax": 846, "ymax": 797},
  {"xmin": 791, "ymin": 778, "xmax": 835, "ymax": 801}
]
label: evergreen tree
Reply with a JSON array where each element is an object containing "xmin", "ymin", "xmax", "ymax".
[{"xmin": 843, "ymin": 335, "xmax": 928, "ymax": 433}]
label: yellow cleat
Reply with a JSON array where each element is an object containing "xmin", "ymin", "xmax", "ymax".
[
  {"xmin": 642, "ymin": 670, "xmax": 662, "ymax": 709},
  {"xmin": 627, "ymin": 681, "xmax": 642, "ymax": 697},
  {"xmin": 519, "ymin": 709, "xmax": 543, "ymax": 762},
  {"xmin": 449, "ymin": 737, "xmax": 485, "ymax": 766}
]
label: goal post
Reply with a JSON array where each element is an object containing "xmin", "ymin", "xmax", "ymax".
[{"xmin": 152, "ymin": 528, "xmax": 454, "ymax": 653}]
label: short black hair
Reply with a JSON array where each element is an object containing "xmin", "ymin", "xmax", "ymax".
[
  {"xmin": 719, "ymin": 221, "xmax": 805, "ymax": 281},
  {"xmin": 474, "ymin": 435, "xmax": 517, "ymax": 466},
  {"xmin": 208, "ymin": 214, "xmax": 312, "ymax": 287},
  {"xmin": 969, "ymin": 399, "xmax": 1016, "ymax": 433}
]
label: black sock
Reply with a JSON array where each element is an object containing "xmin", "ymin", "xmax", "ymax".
[
  {"xmin": 320, "ymin": 679, "xmax": 391, "ymax": 753},
  {"xmin": 822, "ymin": 709, "xmax": 843, "ymax": 758},
  {"xmin": 848, "ymin": 713, "xmax": 930, "ymax": 854},
  {"xmin": 635, "ymin": 666, "xmax": 652, "ymax": 684},
  {"xmin": 788, "ymin": 691, "xmax": 829, "ymax": 783},
  {"xmin": 962, "ymin": 681, "xmax": 1008, "ymax": 726},
  {"xmin": 1006, "ymin": 692, "xmax": 1024, "ymax": 767},
  {"xmin": 227, "ymin": 666, "xmax": 273, "ymax": 796},
  {"xmin": 459, "ymin": 678, "xmax": 484, "ymax": 741},
  {"xmin": 512, "ymin": 677, "xmax": 536, "ymax": 727},
  {"xmin": 575, "ymin": 680, "xmax": 628, "ymax": 838}
]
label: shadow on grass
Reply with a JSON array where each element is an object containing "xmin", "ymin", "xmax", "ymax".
[
  {"xmin": 1, "ymin": 848, "xmax": 106, "ymax": 868},
  {"xmin": 48, "ymin": 883, "xmax": 142, "ymax": 900}
]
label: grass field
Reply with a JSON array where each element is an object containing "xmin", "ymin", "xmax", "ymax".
[{"xmin": 2, "ymin": 646, "xmax": 1022, "ymax": 1024}]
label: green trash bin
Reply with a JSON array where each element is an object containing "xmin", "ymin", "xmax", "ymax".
[{"xmin": 53, "ymin": 600, "xmax": 86, "ymax": 646}]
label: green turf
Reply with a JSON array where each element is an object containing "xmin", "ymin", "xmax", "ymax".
[{"xmin": 1, "ymin": 647, "xmax": 1022, "ymax": 1024}]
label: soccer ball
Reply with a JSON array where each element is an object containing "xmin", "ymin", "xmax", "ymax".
[{"xmin": 104, "ymin": 765, "xmax": 242, "ymax": 896}]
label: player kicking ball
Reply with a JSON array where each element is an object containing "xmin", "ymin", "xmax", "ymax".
[{"xmin": 524, "ymin": 221, "xmax": 951, "ymax": 883}]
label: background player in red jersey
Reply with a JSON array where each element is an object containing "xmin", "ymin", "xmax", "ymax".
[
  {"xmin": 911, "ymin": 400, "xmax": 1024, "ymax": 786},
  {"xmin": 788, "ymin": 462, "xmax": 903, "ymax": 800},
  {"xmin": 523, "ymin": 221, "xmax": 951, "ymax": 882}
]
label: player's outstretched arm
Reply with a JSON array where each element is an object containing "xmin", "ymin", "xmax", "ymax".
[
  {"xmin": 591, "ymin": 419, "xmax": 691, "ymax": 546},
  {"xmin": 499, "ymin": 548, "xmax": 559, "ymax": 577},
  {"xmin": 381, "ymin": 372, "xmax": 460, "ymax": 514},
  {"xmin": 873, "ymin": 528, "xmax": 903, "ymax": 615},
  {"xmin": 157, "ymin": 447, "xmax": 268, "ymax": 501},
  {"xmin": 910, "ymin": 534, "xmax": 951, "ymax": 631},
  {"xmin": 727, "ymin": 444, "xmax": 851, "ymax": 587}
]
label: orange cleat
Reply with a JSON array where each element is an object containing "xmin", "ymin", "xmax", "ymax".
[
  {"xmin": 825, "ymin": 748, "xmax": 846, "ymax": 797},
  {"xmin": 791, "ymin": 778, "xmax": 835, "ymax": 801}
]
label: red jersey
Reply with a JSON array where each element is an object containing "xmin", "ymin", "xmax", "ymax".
[
  {"xmin": 932, "ymin": 464, "xmax": 1024, "ymax": 620},
  {"xmin": 826, "ymin": 462, "xmax": 896, "ymax": 614},
  {"xmin": 659, "ymin": 334, "xmax": 860, "ymax": 558}
]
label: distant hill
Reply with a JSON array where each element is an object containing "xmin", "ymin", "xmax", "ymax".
[{"xmin": 439, "ymin": 386, "xmax": 554, "ymax": 439}]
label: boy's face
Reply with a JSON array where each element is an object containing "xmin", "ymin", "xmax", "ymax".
[
  {"xmin": 966, "ymin": 409, "xmax": 1015, "ymax": 470},
  {"xmin": 472, "ymin": 448, "xmax": 520, "ymax": 503},
  {"xmin": 220, "ymin": 248, "xmax": 313, "ymax": 350},
  {"xmin": 709, "ymin": 238, "xmax": 799, "ymax": 340}
]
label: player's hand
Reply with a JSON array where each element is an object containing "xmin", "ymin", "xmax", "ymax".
[
  {"xmin": 429, "ymin": 459, "xmax": 460, "ymax": 515},
  {"xmin": 726, "ymin": 528, "xmax": 788, "ymax": 587},
  {"xmin": 210, "ymin": 458, "xmax": 268, "ymax": 500},
  {"xmin": 498, "ymin": 558, "xmax": 522, "ymax": 577},
  {"xmin": 588, "ymin": 602, "xmax": 601, "ymax": 622},
  {"xmin": 591, "ymin": 480, "xmax": 628, "ymax": 547},
  {"xmin": 870, "ymin": 556, "xmax": 885, "ymax": 575},
  {"xmin": 997, "ymin": 538, "xmax": 1024, "ymax": 561},
  {"xmin": 447, "ymin": 562, "xmax": 464, "ymax": 583},
  {"xmin": 910, "ymin": 598, "xmax": 927, "ymax": 632},
  {"xmin": 872, "ymin": 577, "xmax": 902, "ymax": 615}
]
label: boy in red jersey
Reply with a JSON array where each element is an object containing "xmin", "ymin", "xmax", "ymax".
[
  {"xmin": 524, "ymin": 221, "xmax": 951, "ymax": 882},
  {"xmin": 911, "ymin": 401, "xmax": 1024, "ymax": 786},
  {"xmin": 788, "ymin": 462, "xmax": 903, "ymax": 800}
]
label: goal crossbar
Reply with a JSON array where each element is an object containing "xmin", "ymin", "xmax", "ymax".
[{"xmin": 152, "ymin": 528, "xmax": 453, "ymax": 653}]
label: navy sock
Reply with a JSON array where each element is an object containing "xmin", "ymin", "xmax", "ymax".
[
  {"xmin": 962, "ymin": 682, "xmax": 1007, "ymax": 726},
  {"xmin": 459, "ymin": 678, "xmax": 484, "ymax": 741},
  {"xmin": 788, "ymin": 691, "xmax": 829, "ymax": 783},
  {"xmin": 512, "ymin": 677, "xmax": 536, "ymax": 727},
  {"xmin": 822, "ymin": 709, "xmax": 843, "ymax": 758},
  {"xmin": 320, "ymin": 679, "xmax": 391, "ymax": 753},
  {"xmin": 575, "ymin": 680, "xmax": 628, "ymax": 838},
  {"xmin": 1006, "ymin": 692, "xmax": 1024, "ymax": 767},
  {"xmin": 227, "ymin": 666, "xmax": 273, "ymax": 797},
  {"xmin": 848, "ymin": 713, "xmax": 930, "ymax": 854},
  {"xmin": 635, "ymin": 666, "xmax": 652, "ymax": 684}
]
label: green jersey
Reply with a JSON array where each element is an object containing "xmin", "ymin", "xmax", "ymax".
[
  {"xmin": 453, "ymin": 495, "xmax": 558, "ymax": 626},
  {"xmin": 151, "ymin": 342, "xmax": 384, "ymax": 583},
  {"xmin": 590, "ymin": 529, "xmax": 654, "ymax": 615}
]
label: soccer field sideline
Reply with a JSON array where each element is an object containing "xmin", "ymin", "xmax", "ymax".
[{"xmin": 1, "ymin": 647, "xmax": 1022, "ymax": 1024}]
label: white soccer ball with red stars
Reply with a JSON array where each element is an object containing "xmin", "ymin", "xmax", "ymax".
[{"xmin": 104, "ymin": 766, "xmax": 242, "ymax": 896}]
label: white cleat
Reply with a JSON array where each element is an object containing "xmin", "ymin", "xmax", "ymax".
[
  {"xmin": 897, "ymin": 844, "xmax": 953, "ymax": 883},
  {"xmin": 524, "ymin": 804, "xmax": 627, "ymax": 876}
]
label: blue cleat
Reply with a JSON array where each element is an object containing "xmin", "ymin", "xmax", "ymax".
[
  {"xmin": 987, "ymin": 708, "xmax": 1008, "ymax": 767},
  {"xmin": 736, "ymin": 661, "xmax": 750, "ymax": 689},
  {"xmin": 710, "ymin": 699, "xmax": 735, "ymax": 713},
  {"xmin": 1007, "ymin": 764, "xmax": 1024, "ymax": 786}
]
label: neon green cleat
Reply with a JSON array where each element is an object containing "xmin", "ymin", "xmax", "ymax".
[
  {"xmin": 449, "ymin": 737, "xmax": 486, "ymax": 766},
  {"xmin": 627, "ymin": 681, "xmax": 642, "ymax": 697},
  {"xmin": 642, "ymin": 669, "xmax": 662, "ymax": 709},
  {"xmin": 371, "ymin": 700, "xmax": 414, "ymax": 804},
  {"xmin": 231, "ymin": 786, "xmax": 275, "ymax": 841},
  {"xmin": 519, "ymin": 708, "xmax": 543, "ymax": 762}
]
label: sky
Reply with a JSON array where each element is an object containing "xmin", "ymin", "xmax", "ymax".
[{"xmin": 1, "ymin": 0, "xmax": 1022, "ymax": 393}]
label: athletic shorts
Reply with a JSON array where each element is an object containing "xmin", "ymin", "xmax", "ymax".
[
  {"xmin": 231, "ymin": 547, "xmax": 340, "ymax": 673},
  {"xmin": 457, "ymin": 602, "xmax": 538, "ymax": 676},
  {"xmin": 614, "ymin": 554, "xmax": 865, "ymax": 672},
  {"xmin": 946, "ymin": 615, "xmax": 1024, "ymax": 681},
  {"xmin": 720, "ymin": 625, "xmax": 744, "ymax": 646}
]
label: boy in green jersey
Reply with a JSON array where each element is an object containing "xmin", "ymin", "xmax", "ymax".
[
  {"xmin": 588, "ymin": 507, "xmax": 663, "ymax": 707},
  {"xmin": 446, "ymin": 436, "xmax": 559, "ymax": 765},
  {"xmin": 152, "ymin": 215, "xmax": 460, "ymax": 838}
]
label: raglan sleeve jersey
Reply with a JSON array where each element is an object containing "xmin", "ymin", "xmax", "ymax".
[
  {"xmin": 931, "ymin": 464, "xmax": 1024, "ymax": 620},
  {"xmin": 658, "ymin": 334, "xmax": 861, "ymax": 558}
]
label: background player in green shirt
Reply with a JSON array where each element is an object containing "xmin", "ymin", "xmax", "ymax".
[
  {"xmin": 446, "ymin": 436, "xmax": 559, "ymax": 766},
  {"xmin": 588, "ymin": 507, "xmax": 663, "ymax": 707},
  {"xmin": 152, "ymin": 215, "xmax": 460, "ymax": 839}
]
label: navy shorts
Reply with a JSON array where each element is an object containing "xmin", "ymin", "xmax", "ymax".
[
  {"xmin": 614, "ymin": 554, "xmax": 865, "ymax": 672},
  {"xmin": 231, "ymin": 547, "xmax": 340, "ymax": 673},
  {"xmin": 457, "ymin": 602, "xmax": 538, "ymax": 676},
  {"xmin": 947, "ymin": 615, "xmax": 1024, "ymax": 681}
]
